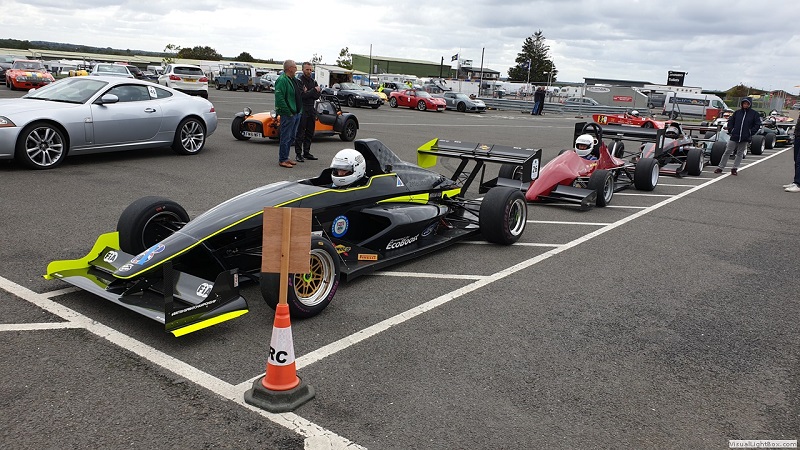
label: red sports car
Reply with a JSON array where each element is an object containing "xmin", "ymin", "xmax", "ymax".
[
  {"xmin": 5, "ymin": 59, "xmax": 55, "ymax": 90},
  {"xmin": 388, "ymin": 89, "xmax": 446, "ymax": 112},
  {"xmin": 593, "ymin": 111, "xmax": 665, "ymax": 129}
]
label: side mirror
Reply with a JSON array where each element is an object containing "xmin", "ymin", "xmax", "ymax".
[{"xmin": 97, "ymin": 94, "xmax": 119, "ymax": 105}]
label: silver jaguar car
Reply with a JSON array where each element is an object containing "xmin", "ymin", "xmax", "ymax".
[{"xmin": 0, "ymin": 76, "xmax": 218, "ymax": 169}]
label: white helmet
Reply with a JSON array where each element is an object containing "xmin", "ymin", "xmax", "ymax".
[
  {"xmin": 664, "ymin": 125, "xmax": 680, "ymax": 139},
  {"xmin": 330, "ymin": 148, "xmax": 366, "ymax": 187},
  {"xmin": 574, "ymin": 133, "xmax": 596, "ymax": 157},
  {"xmin": 630, "ymin": 110, "xmax": 640, "ymax": 117}
]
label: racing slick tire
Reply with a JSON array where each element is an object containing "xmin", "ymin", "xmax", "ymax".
[
  {"xmin": 457, "ymin": 102, "xmax": 466, "ymax": 112},
  {"xmin": 172, "ymin": 118, "xmax": 207, "ymax": 155},
  {"xmin": 117, "ymin": 196, "xmax": 190, "ymax": 254},
  {"xmin": 417, "ymin": 101, "xmax": 427, "ymax": 111},
  {"xmin": 764, "ymin": 133, "xmax": 776, "ymax": 150},
  {"xmin": 633, "ymin": 157, "xmax": 659, "ymax": 191},
  {"xmin": 231, "ymin": 116, "xmax": 250, "ymax": 141},
  {"xmin": 498, "ymin": 163, "xmax": 523, "ymax": 180},
  {"xmin": 479, "ymin": 187, "xmax": 527, "ymax": 245},
  {"xmin": 587, "ymin": 169, "xmax": 614, "ymax": 207},
  {"xmin": 608, "ymin": 141, "xmax": 625, "ymax": 158},
  {"xmin": 704, "ymin": 131, "xmax": 716, "ymax": 139},
  {"xmin": 710, "ymin": 141, "xmax": 726, "ymax": 166},
  {"xmin": 750, "ymin": 135, "xmax": 765, "ymax": 155},
  {"xmin": 389, "ymin": 97, "xmax": 398, "ymax": 108},
  {"xmin": 15, "ymin": 122, "xmax": 68, "ymax": 170},
  {"xmin": 686, "ymin": 148, "xmax": 704, "ymax": 176},
  {"xmin": 261, "ymin": 237, "xmax": 340, "ymax": 319},
  {"xmin": 339, "ymin": 118, "xmax": 358, "ymax": 142}
]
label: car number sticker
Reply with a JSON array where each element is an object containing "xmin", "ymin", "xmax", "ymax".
[
  {"xmin": 147, "ymin": 86, "xmax": 157, "ymax": 98},
  {"xmin": 530, "ymin": 159, "xmax": 540, "ymax": 180},
  {"xmin": 332, "ymin": 216, "xmax": 348, "ymax": 238},
  {"xmin": 396, "ymin": 176, "xmax": 404, "ymax": 187},
  {"xmin": 597, "ymin": 115, "xmax": 608, "ymax": 124},
  {"xmin": 242, "ymin": 131, "xmax": 263, "ymax": 138}
]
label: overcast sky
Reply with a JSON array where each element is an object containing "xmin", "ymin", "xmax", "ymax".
[{"xmin": 5, "ymin": 0, "xmax": 799, "ymax": 93}]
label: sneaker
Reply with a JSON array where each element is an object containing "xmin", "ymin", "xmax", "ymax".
[
  {"xmin": 303, "ymin": 153, "xmax": 318, "ymax": 160},
  {"xmin": 786, "ymin": 184, "xmax": 800, "ymax": 193},
  {"xmin": 782, "ymin": 183, "xmax": 796, "ymax": 188},
  {"xmin": 295, "ymin": 154, "xmax": 305, "ymax": 162},
  {"xmin": 713, "ymin": 168, "xmax": 723, "ymax": 174},
  {"xmin": 731, "ymin": 168, "xmax": 737, "ymax": 176}
]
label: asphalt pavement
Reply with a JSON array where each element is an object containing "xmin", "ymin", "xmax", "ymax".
[{"xmin": 1, "ymin": 86, "xmax": 797, "ymax": 449}]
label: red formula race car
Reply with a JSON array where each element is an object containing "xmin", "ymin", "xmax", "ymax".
[
  {"xmin": 5, "ymin": 59, "xmax": 55, "ymax": 90},
  {"xmin": 593, "ymin": 110, "xmax": 665, "ymax": 129},
  {"xmin": 498, "ymin": 122, "xmax": 659, "ymax": 209},
  {"xmin": 388, "ymin": 89, "xmax": 446, "ymax": 111}
]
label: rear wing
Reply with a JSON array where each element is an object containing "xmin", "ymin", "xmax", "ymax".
[
  {"xmin": 575, "ymin": 121, "xmax": 722, "ymax": 156},
  {"xmin": 417, "ymin": 138, "xmax": 542, "ymax": 194}
]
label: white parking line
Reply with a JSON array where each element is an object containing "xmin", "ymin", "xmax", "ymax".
[
  {"xmin": 0, "ymin": 322, "xmax": 83, "ymax": 331},
  {"xmin": 460, "ymin": 241, "xmax": 562, "ymax": 247},
  {"xmin": 657, "ymin": 183, "xmax": 700, "ymax": 187},
  {"xmin": 605, "ymin": 205, "xmax": 648, "ymax": 209},
  {"xmin": 614, "ymin": 192, "xmax": 674, "ymax": 197},
  {"xmin": 527, "ymin": 220, "xmax": 612, "ymax": 226},
  {"xmin": 372, "ymin": 271, "xmax": 486, "ymax": 280}
]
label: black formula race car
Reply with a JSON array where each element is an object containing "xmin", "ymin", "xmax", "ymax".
[
  {"xmin": 603, "ymin": 122, "xmax": 709, "ymax": 177},
  {"xmin": 45, "ymin": 138, "xmax": 540, "ymax": 336}
]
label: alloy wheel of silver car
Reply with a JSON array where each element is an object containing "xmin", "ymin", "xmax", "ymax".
[
  {"xmin": 19, "ymin": 124, "xmax": 66, "ymax": 169},
  {"xmin": 172, "ymin": 118, "xmax": 206, "ymax": 155}
]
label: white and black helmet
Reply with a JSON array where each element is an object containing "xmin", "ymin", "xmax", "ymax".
[
  {"xmin": 574, "ymin": 133, "xmax": 596, "ymax": 157},
  {"xmin": 664, "ymin": 125, "xmax": 680, "ymax": 139},
  {"xmin": 629, "ymin": 110, "xmax": 640, "ymax": 117},
  {"xmin": 330, "ymin": 148, "xmax": 366, "ymax": 187}
]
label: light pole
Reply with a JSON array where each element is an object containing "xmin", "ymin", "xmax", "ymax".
[{"xmin": 525, "ymin": 59, "xmax": 531, "ymax": 99}]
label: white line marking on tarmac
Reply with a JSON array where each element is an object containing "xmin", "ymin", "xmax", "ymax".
[
  {"xmin": 0, "ymin": 276, "xmax": 363, "ymax": 450},
  {"xmin": 372, "ymin": 271, "xmax": 486, "ymax": 280},
  {"xmin": 527, "ymin": 220, "xmax": 612, "ymax": 226},
  {"xmin": 459, "ymin": 241, "xmax": 562, "ymax": 247},
  {"xmin": 615, "ymin": 192, "xmax": 674, "ymax": 197},
  {"xmin": 657, "ymin": 183, "xmax": 699, "ymax": 187},
  {"xmin": 0, "ymin": 322, "xmax": 83, "ymax": 331},
  {"xmin": 605, "ymin": 205, "xmax": 648, "ymax": 209}
]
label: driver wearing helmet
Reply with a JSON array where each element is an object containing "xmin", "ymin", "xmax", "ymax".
[
  {"xmin": 664, "ymin": 125, "xmax": 680, "ymax": 139},
  {"xmin": 330, "ymin": 148, "xmax": 367, "ymax": 188},
  {"xmin": 628, "ymin": 110, "xmax": 640, "ymax": 118},
  {"xmin": 574, "ymin": 133, "xmax": 598, "ymax": 160}
]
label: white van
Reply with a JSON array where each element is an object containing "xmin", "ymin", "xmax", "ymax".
[{"xmin": 662, "ymin": 92, "xmax": 730, "ymax": 118}]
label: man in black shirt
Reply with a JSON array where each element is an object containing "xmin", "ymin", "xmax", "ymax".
[{"xmin": 294, "ymin": 62, "xmax": 321, "ymax": 162}]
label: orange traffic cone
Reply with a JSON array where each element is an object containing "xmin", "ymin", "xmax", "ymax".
[{"xmin": 244, "ymin": 303, "xmax": 315, "ymax": 412}]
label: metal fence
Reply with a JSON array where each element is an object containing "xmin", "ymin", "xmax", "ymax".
[{"xmin": 481, "ymin": 97, "xmax": 633, "ymax": 116}]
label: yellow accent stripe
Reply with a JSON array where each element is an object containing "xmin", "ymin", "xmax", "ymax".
[
  {"xmin": 170, "ymin": 310, "xmax": 248, "ymax": 337},
  {"xmin": 44, "ymin": 232, "xmax": 120, "ymax": 279},
  {"xmin": 416, "ymin": 138, "xmax": 440, "ymax": 168},
  {"xmin": 120, "ymin": 174, "xmax": 399, "ymax": 279}
]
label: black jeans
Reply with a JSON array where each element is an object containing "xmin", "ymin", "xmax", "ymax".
[{"xmin": 294, "ymin": 112, "xmax": 316, "ymax": 156}]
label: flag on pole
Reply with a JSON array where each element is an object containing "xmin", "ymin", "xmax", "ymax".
[{"xmin": 451, "ymin": 54, "xmax": 458, "ymax": 62}]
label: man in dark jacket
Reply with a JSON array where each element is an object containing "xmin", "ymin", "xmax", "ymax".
[
  {"xmin": 294, "ymin": 62, "xmax": 321, "ymax": 162},
  {"xmin": 785, "ymin": 124, "xmax": 800, "ymax": 192},
  {"xmin": 714, "ymin": 97, "xmax": 761, "ymax": 175}
]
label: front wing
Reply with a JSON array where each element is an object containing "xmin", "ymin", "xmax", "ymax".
[{"xmin": 44, "ymin": 232, "xmax": 249, "ymax": 337}]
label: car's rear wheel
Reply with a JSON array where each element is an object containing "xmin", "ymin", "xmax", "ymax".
[
  {"xmin": 498, "ymin": 163, "xmax": 523, "ymax": 180},
  {"xmin": 199, "ymin": 91, "xmax": 208, "ymax": 99},
  {"xmin": 750, "ymin": 135, "xmax": 765, "ymax": 155},
  {"xmin": 608, "ymin": 141, "xmax": 625, "ymax": 158},
  {"xmin": 710, "ymin": 141, "xmax": 726, "ymax": 166},
  {"xmin": 686, "ymin": 148, "xmax": 704, "ymax": 176},
  {"xmin": 587, "ymin": 169, "xmax": 614, "ymax": 206},
  {"xmin": 261, "ymin": 237, "xmax": 340, "ymax": 319},
  {"xmin": 764, "ymin": 133, "xmax": 776, "ymax": 150},
  {"xmin": 704, "ymin": 131, "xmax": 716, "ymax": 139},
  {"xmin": 479, "ymin": 187, "xmax": 527, "ymax": 245},
  {"xmin": 642, "ymin": 121, "xmax": 654, "ymax": 128},
  {"xmin": 389, "ymin": 97, "xmax": 398, "ymax": 108},
  {"xmin": 117, "ymin": 196, "xmax": 189, "ymax": 254},
  {"xmin": 172, "ymin": 117, "xmax": 206, "ymax": 155},
  {"xmin": 457, "ymin": 102, "xmax": 466, "ymax": 112},
  {"xmin": 417, "ymin": 101, "xmax": 427, "ymax": 111},
  {"xmin": 634, "ymin": 157, "xmax": 659, "ymax": 191},
  {"xmin": 215, "ymin": 81, "xmax": 222, "ymax": 90},
  {"xmin": 226, "ymin": 81, "xmax": 233, "ymax": 91},
  {"xmin": 15, "ymin": 122, "xmax": 68, "ymax": 170},
  {"xmin": 339, "ymin": 118, "xmax": 358, "ymax": 142},
  {"xmin": 231, "ymin": 116, "xmax": 250, "ymax": 141}
]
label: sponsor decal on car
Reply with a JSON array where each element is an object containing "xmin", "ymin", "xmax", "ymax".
[
  {"xmin": 386, "ymin": 234, "xmax": 419, "ymax": 250},
  {"xmin": 131, "ymin": 243, "xmax": 165, "ymax": 265},
  {"xmin": 119, "ymin": 263, "xmax": 134, "ymax": 272},
  {"xmin": 332, "ymin": 216, "xmax": 349, "ymax": 238},
  {"xmin": 358, "ymin": 253, "xmax": 378, "ymax": 261},
  {"xmin": 196, "ymin": 283, "xmax": 213, "ymax": 298},
  {"xmin": 335, "ymin": 245, "xmax": 351, "ymax": 255},
  {"xmin": 103, "ymin": 251, "xmax": 118, "ymax": 263},
  {"xmin": 421, "ymin": 222, "xmax": 437, "ymax": 237}
]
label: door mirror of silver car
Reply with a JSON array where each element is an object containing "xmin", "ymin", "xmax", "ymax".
[{"xmin": 97, "ymin": 94, "xmax": 119, "ymax": 105}]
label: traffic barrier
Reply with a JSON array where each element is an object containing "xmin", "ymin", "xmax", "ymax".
[{"xmin": 244, "ymin": 303, "xmax": 314, "ymax": 412}]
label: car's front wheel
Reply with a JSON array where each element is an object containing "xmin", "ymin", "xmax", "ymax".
[
  {"xmin": 479, "ymin": 187, "xmax": 527, "ymax": 245},
  {"xmin": 417, "ymin": 101, "xmax": 427, "ymax": 111},
  {"xmin": 587, "ymin": 169, "xmax": 614, "ymax": 207},
  {"xmin": 389, "ymin": 97, "xmax": 398, "ymax": 108},
  {"xmin": 231, "ymin": 116, "xmax": 250, "ymax": 141},
  {"xmin": 457, "ymin": 102, "xmax": 466, "ymax": 112},
  {"xmin": 15, "ymin": 122, "xmax": 68, "ymax": 170},
  {"xmin": 172, "ymin": 117, "xmax": 206, "ymax": 155},
  {"xmin": 686, "ymin": 148, "xmax": 704, "ymax": 176},
  {"xmin": 750, "ymin": 135, "xmax": 765, "ymax": 155},
  {"xmin": 634, "ymin": 157, "xmax": 659, "ymax": 191},
  {"xmin": 710, "ymin": 141, "xmax": 726, "ymax": 166},
  {"xmin": 117, "ymin": 196, "xmax": 190, "ymax": 254},
  {"xmin": 339, "ymin": 118, "xmax": 358, "ymax": 142},
  {"xmin": 261, "ymin": 237, "xmax": 340, "ymax": 319}
]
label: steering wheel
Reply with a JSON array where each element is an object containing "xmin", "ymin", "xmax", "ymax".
[{"xmin": 581, "ymin": 122, "xmax": 604, "ymax": 142}]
